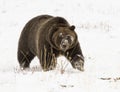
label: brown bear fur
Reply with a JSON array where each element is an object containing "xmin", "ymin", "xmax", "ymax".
[{"xmin": 17, "ymin": 15, "xmax": 84, "ymax": 71}]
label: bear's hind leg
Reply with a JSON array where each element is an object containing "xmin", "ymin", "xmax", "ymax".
[{"xmin": 17, "ymin": 50, "xmax": 35, "ymax": 69}]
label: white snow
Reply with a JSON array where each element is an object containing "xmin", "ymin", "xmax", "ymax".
[{"xmin": 0, "ymin": 0, "xmax": 120, "ymax": 92}]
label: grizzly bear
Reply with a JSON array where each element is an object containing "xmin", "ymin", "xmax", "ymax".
[{"xmin": 17, "ymin": 15, "xmax": 84, "ymax": 71}]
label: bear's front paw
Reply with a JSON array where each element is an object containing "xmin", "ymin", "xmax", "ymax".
[
  {"xmin": 72, "ymin": 60, "xmax": 84, "ymax": 71},
  {"xmin": 71, "ymin": 55, "xmax": 84, "ymax": 71}
]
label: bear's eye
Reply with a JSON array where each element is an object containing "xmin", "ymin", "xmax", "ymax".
[
  {"xmin": 59, "ymin": 33, "xmax": 63, "ymax": 37},
  {"xmin": 66, "ymin": 35, "xmax": 74, "ymax": 41}
]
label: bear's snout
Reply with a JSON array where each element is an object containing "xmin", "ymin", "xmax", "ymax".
[
  {"xmin": 60, "ymin": 35, "xmax": 74, "ymax": 51},
  {"xmin": 60, "ymin": 38, "xmax": 70, "ymax": 51}
]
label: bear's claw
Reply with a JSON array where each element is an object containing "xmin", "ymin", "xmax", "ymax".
[{"xmin": 73, "ymin": 60, "xmax": 84, "ymax": 71}]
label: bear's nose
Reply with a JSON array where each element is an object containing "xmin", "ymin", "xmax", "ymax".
[{"xmin": 62, "ymin": 44, "xmax": 67, "ymax": 49}]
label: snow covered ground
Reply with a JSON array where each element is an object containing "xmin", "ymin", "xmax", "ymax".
[{"xmin": 0, "ymin": 0, "xmax": 120, "ymax": 92}]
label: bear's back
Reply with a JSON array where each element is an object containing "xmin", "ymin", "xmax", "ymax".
[{"xmin": 40, "ymin": 16, "xmax": 70, "ymax": 39}]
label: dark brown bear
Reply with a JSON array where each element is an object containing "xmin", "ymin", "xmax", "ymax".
[{"xmin": 17, "ymin": 15, "xmax": 84, "ymax": 71}]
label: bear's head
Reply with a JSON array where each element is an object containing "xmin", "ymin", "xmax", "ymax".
[{"xmin": 51, "ymin": 25, "xmax": 78, "ymax": 52}]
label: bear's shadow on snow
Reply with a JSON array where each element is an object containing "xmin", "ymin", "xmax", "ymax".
[{"xmin": 14, "ymin": 65, "xmax": 82, "ymax": 74}]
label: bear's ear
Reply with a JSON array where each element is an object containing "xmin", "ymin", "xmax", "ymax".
[{"xmin": 70, "ymin": 25, "xmax": 75, "ymax": 31}]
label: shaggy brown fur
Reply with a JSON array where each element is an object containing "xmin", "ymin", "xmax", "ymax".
[{"xmin": 17, "ymin": 15, "xmax": 84, "ymax": 71}]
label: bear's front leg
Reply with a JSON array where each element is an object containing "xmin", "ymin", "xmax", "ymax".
[
  {"xmin": 65, "ymin": 43, "xmax": 84, "ymax": 71},
  {"xmin": 70, "ymin": 54, "xmax": 84, "ymax": 71},
  {"xmin": 46, "ymin": 53, "xmax": 57, "ymax": 71},
  {"xmin": 39, "ymin": 47, "xmax": 57, "ymax": 71}
]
